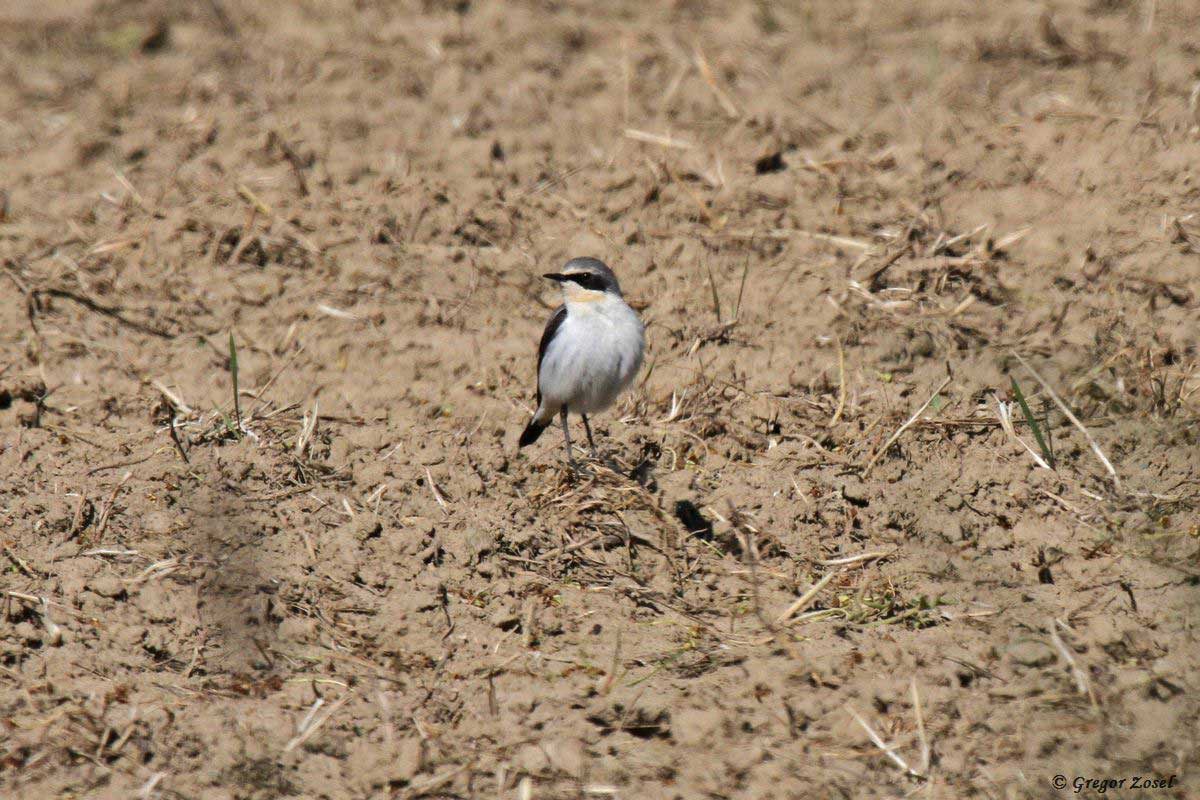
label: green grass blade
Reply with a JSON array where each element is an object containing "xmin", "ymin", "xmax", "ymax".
[
  {"xmin": 705, "ymin": 261, "xmax": 722, "ymax": 324},
  {"xmin": 229, "ymin": 331, "xmax": 242, "ymax": 436},
  {"xmin": 733, "ymin": 256, "xmax": 750, "ymax": 322},
  {"xmin": 1011, "ymin": 376, "xmax": 1053, "ymax": 468}
]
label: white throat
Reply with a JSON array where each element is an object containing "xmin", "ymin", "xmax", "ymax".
[{"xmin": 562, "ymin": 284, "xmax": 619, "ymax": 307}]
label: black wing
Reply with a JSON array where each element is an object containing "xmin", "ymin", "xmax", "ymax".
[{"xmin": 535, "ymin": 304, "xmax": 567, "ymax": 404}]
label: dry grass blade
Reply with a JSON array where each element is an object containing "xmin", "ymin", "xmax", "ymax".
[
  {"xmin": 863, "ymin": 375, "xmax": 952, "ymax": 475},
  {"xmin": 78, "ymin": 547, "xmax": 139, "ymax": 557},
  {"xmin": 714, "ymin": 228, "xmax": 873, "ymax": 251},
  {"xmin": 816, "ymin": 550, "xmax": 892, "ymax": 567},
  {"xmin": 656, "ymin": 389, "xmax": 687, "ymax": 424},
  {"xmin": 400, "ymin": 765, "xmax": 469, "ymax": 800},
  {"xmin": 67, "ymin": 494, "xmax": 90, "ymax": 541},
  {"xmin": 910, "ymin": 678, "xmax": 930, "ymax": 775},
  {"xmin": 424, "ymin": 467, "xmax": 450, "ymax": 515},
  {"xmin": 249, "ymin": 343, "xmax": 307, "ymax": 415},
  {"xmin": 283, "ymin": 693, "xmax": 351, "ymax": 752},
  {"xmin": 829, "ymin": 334, "xmax": 846, "ymax": 426},
  {"xmin": 151, "ymin": 380, "xmax": 194, "ymax": 415},
  {"xmin": 137, "ymin": 772, "xmax": 166, "ymax": 800},
  {"xmin": 169, "ymin": 415, "xmax": 190, "ymax": 464},
  {"xmin": 992, "ymin": 227, "xmax": 1030, "ymax": 251},
  {"xmin": 623, "ymin": 128, "xmax": 693, "ymax": 149},
  {"xmin": 236, "ymin": 183, "xmax": 320, "ymax": 254},
  {"xmin": 5, "ymin": 590, "xmax": 83, "ymax": 619},
  {"xmin": 692, "ymin": 44, "xmax": 740, "ymax": 118},
  {"xmin": 933, "ymin": 222, "xmax": 988, "ymax": 254},
  {"xmin": 597, "ymin": 629, "xmax": 622, "ymax": 696},
  {"xmin": 295, "ymin": 400, "xmax": 318, "ymax": 457},
  {"xmin": 776, "ymin": 570, "xmax": 840, "ymax": 624},
  {"xmin": 790, "ymin": 230, "xmax": 873, "ymax": 250},
  {"xmin": 2, "ymin": 544, "xmax": 39, "ymax": 578},
  {"xmin": 1049, "ymin": 619, "xmax": 1099, "ymax": 710},
  {"xmin": 846, "ymin": 705, "xmax": 922, "ymax": 778},
  {"xmin": 94, "ymin": 471, "xmax": 133, "ymax": 537},
  {"xmin": 316, "ymin": 303, "xmax": 360, "ymax": 320},
  {"xmin": 1011, "ymin": 351, "xmax": 1120, "ymax": 487},
  {"xmin": 111, "ymin": 167, "xmax": 147, "ymax": 211}
]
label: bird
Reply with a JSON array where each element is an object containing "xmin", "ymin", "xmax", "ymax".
[{"xmin": 518, "ymin": 257, "xmax": 645, "ymax": 468}]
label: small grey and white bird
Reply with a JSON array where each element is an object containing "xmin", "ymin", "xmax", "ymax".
[{"xmin": 518, "ymin": 257, "xmax": 644, "ymax": 467}]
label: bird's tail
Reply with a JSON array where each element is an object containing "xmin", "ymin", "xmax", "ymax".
[
  {"xmin": 519, "ymin": 417, "xmax": 549, "ymax": 447},
  {"xmin": 519, "ymin": 405, "xmax": 554, "ymax": 448}
]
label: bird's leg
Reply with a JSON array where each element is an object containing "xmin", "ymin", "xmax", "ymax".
[
  {"xmin": 560, "ymin": 407, "xmax": 577, "ymax": 469},
  {"xmin": 580, "ymin": 413, "xmax": 599, "ymax": 460}
]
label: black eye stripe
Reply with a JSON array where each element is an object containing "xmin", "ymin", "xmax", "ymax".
[{"xmin": 568, "ymin": 274, "xmax": 601, "ymax": 290}]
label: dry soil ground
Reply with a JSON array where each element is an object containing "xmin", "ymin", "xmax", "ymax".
[{"xmin": 1, "ymin": 1, "xmax": 1199, "ymax": 798}]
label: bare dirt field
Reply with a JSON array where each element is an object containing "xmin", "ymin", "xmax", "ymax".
[{"xmin": 2, "ymin": 1, "xmax": 1198, "ymax": 798}]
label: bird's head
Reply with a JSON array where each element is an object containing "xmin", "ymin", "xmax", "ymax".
[{"xmin": 543, "ymin": 257, "xmax": 622, "ymax": 304}]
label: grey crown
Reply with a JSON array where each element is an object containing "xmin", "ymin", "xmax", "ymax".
[{"xmin": 562, "ymin": 257, "xmax": 622, "ymax": 295}]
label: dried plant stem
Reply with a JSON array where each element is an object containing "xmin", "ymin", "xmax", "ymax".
[
  {"xmin": 817, "ymin": 550, "xmax": 892, "ymax": 567},
  {"xmin": 235, "ymin": 183, "xmax": 319, "ymax": 253},
  {"xmin": 296, "ymin": 400, "xmax": 318, "ymax": 456},
  {"xmin": 283, "ymin": 693, "xmax": 351, "ymax": 753},
  {"xmin": 1049, "ymin": 619, "xmax": 1099, "ymax": 710},
  {"xmin": 692, "ymin": 44, "xmax": 740, "ymax": 118},
  {"xmin": 1011, "ymin": 351, "xmax": 1119, "ymax": 488},
  {"xmin": 152, "ymin": 380, "xmax": 194, "ymax": 414},
  {"xmin": 863, "ymin": 375, "xmax": 952, "ymax": 475},
  {"xmin": 776, "ymin": 570, "xmax": 840, "ymax": 624},
  {"xmin": 623, "ymin": 128, "xmax": 693, "ymax": 149},
  {"xmin": 168, "ymin": 416, "xmax": 190, "ymax": 464},
  {"xmin": 3, "ymin": 544, "xmax": 38, "ymax": 578},
  {"xmin": 424, "ymin": 467, "xmax": 450, "ymax": 515},
  {"xmin": 910, "ymin": 678, "xmax": 931, "ymax": 775},
  {"xmin": 708, "ymin": 228, "xmax": 873, "ymax": 251},
  {"xmin": 830, "ymin": 334, "xmax": 847, "ymax": 426},
  {"xmin": 847, "ymin": 706, "xmax": 922, "ymax": 778},
  {"xmin": 95, "ymin": 471, "xmax": 133, "ymax": 538}
]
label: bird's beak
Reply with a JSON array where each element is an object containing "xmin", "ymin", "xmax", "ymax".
[{"xmin": 542, "ymin": 273, "xmax": 567, "ymax": 282}]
